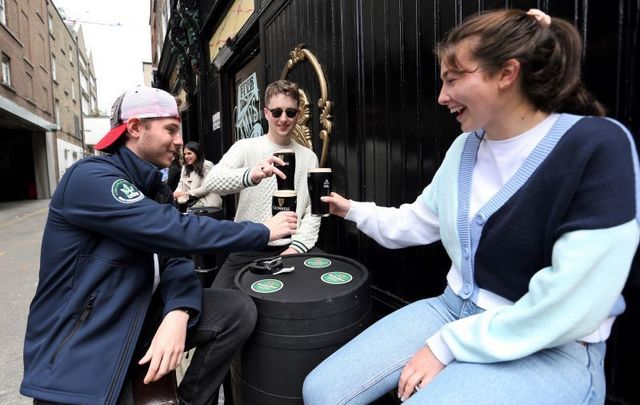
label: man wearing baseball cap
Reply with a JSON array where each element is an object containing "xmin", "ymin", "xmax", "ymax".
[{"xmin": 21, "ymin": 86, "xmax": 297, "ymax": 405}]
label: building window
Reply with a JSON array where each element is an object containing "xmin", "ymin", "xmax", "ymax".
[
  {"xmin": 1, "ymin": 54, "xmax": 10, "ymax": 86},
  {"xmin": 48, "ymin": 13, "xmax": 53, "ymax": 34},
  {"xmin": 69, "ymin": 47, "xmax": 73, "ymax": 64},
  {"xmin": 74, "ymin": 115, "xmax": 80, "ymax": 138},
  {"xmin": 39, "ymin": 34, "xmax": 46, "ymax": 67},
  {"xmin": 54, "ymin": 99, "xmax": 60, "ymax": 123},
  {"xmin": 0, "ymin": 0, "xmax": 6, "ymax": 26},
  {"xmin": 82, "ymin": 95, "xmax": 89, "ymax": 115},
  {"xmin": 25, "ymin": 72, "xmax": 33, "ymax": 100},
  {"xmin": 71, "ymin": 79, "xmax": 75, "ymax": 100},
  {"xmin": 51, "ymin": 54, "xmax": 57, "ymax": 81},
  {"xmin": 42, "ymin": 87, "xmax": 49, "ymax": 110},
  {"xmin": 80, "ymin": 73, "xmax": 87, "ymax": 92},
  {"xmin": 20, "ymin": 11, "xmax": 31, "ymax": 60}
]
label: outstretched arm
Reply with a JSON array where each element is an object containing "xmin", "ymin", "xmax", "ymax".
[{"xmin": 323, "ymin": 192, "xmax": 441, "ymax": 249}]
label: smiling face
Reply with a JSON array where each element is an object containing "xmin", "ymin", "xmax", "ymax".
[
  {"xmin": 437, "ymin": 39, "xmax": 502, "ymax": 134},
  {"xmin": 183, "ymin": 147, "xmax": 197, "ymax": 166},
  {"xmin": 127, "ymin": 117, "xmax": 183, "ymax": 168},
  {"xmin": 264, "ymin": 93, "xmax": 299, "ymax": 145}
]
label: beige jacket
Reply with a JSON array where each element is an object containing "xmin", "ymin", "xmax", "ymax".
[{"xmin": 176, "ymin": 160, "xmax": 222, "ymax": 208}]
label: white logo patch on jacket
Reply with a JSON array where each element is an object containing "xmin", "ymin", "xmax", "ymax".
[{"xmin": 111, "ymin": 179, "xmax": 144, "ymax": 204}]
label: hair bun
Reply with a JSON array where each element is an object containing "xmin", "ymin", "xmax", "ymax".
[{"xmin": 526, "ymin": 9, "xmax": 551, "ymax": 26}]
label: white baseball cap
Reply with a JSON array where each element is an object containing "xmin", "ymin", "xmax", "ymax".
[{"xmin": 95, "ymin": 86, "xmax": 181, "ymax": 151}]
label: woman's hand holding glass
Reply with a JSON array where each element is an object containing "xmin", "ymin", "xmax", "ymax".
[{"xmin": 320, "ymin": 192, "xmax": 351, "ymax": 218}]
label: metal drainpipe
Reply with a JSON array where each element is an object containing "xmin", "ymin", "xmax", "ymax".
[
  {"xmin": 75, "ymin": 34, "xmax": 86, "ymax": 156},
  {"xmin": 44, "ymin": 0, "xmax": 58, "ymax": 195}
]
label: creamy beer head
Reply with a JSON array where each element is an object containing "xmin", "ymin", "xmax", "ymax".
[
  {"xmin": 272, "ymin": 190, "xmax": 297, "ymax": 216},
  {"xmin": 274, "ymin": 148, "xmax": 295, "ymax": 154}
]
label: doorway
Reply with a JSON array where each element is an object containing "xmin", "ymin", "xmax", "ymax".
[{"xmin": 0, "ymin": 131, "xmax": 37, "ymax": 201}]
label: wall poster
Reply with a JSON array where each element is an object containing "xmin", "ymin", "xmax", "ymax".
[{"xmin": 235, "ymin": 72, "xmax": 263, "ymax": 141}]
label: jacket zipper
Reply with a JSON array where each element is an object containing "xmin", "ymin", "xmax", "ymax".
[
  {"xmin": 104, "ymin": 294, "xmax": 148, "ymax": 405},
  {"xmin": 49, "ymin": 295, "xmax": 96, "ymax": 366}
]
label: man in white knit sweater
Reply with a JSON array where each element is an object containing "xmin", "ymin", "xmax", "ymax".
[{"xmin": 202, "ymin": 80, "xmax": 322, "ymax": 288}]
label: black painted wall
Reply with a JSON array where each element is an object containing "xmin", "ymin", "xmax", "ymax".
[{"xmin": 192, "ymin": 0, "xmax": 639, "ymax": 403}]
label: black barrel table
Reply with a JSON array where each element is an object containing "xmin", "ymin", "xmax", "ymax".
[{"xmin": 232, "ymin": 253, "xmax": 372, "ymax": 405}]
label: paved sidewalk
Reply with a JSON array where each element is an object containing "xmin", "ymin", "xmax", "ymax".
[{"xmin": 0, "ymin": 199, "xmax": 50, "ymax": 405}]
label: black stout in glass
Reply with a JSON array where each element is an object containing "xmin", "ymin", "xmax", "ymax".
[
  {"xmin": 273, "ymin": 149, "xmax": 296, "ymax": 190},
  {"xmin": 307, "ymin": 168, "xmax": 332, "ymax": 217},
  {"xmin": 272, "ymin": 190, "xmax": 297, "ymax": 239}
]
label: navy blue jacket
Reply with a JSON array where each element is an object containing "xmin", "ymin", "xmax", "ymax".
[{"xmin": 21, "ymin": 146, "xmax": 269, "ymax": 404}]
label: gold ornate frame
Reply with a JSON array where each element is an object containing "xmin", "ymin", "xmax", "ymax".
[{"xmin": 280, "ymin": 45, "xmax": 332, "ymax": 167}]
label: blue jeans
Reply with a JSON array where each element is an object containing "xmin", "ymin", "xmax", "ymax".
[{"xmin": 303, "ymin": 287, "xmax": 606, "ymax": 405}]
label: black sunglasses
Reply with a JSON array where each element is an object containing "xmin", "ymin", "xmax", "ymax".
[{"xmin": 268, "ymin": 107, "xmax": 298, "ymax": 119}]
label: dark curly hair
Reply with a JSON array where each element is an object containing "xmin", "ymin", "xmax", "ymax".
[{"xmin": 183, "ymin": 141, "xmax": 205, "ymax": 178}]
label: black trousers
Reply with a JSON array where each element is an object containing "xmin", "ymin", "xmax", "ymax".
[
  {"xmin": 211, "ymin": 245, "xmax": 324, "ymax": 289},
  {"xmin": 179, "ymin": 289, "xmax": 256, "ymax": 404}
]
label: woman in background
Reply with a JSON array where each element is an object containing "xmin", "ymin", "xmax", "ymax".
[{"xmin": 174, "ymin": 142, "xmax": 222, "ymax": 209}]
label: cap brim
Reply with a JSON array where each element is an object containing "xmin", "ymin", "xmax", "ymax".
[{"xmin": 95, "ymin": 123, "xmax": 127, "ymax": 151}]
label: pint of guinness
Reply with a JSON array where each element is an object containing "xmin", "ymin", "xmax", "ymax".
[
  {"xmin": 273, "ymin": 149, "xmax": 296, "ymax": 190},
  {"xmin": 272, "ymin": 190, "xmax": 297, "ymax": 216},
  {"xmin": 307, "ymin": 168, "xmax": 332, "ymax": 217}
]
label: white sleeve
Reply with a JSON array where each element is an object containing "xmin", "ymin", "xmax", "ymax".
[
  {"xmin": 345, "ymin": 196, "xmax": 440, "ymax": 249},
  {"xmin": 202, "ymin": 142, "xmax": 254, "ymax": 195},
  {"xmin": 188, "ymin": 162, "xmax": 215, "ymax": 197},
  {"xmin": 290, "ymin": 201, "xmax": 321, "ymax": 252},
  {"xmin": 174, "ymin": 167, "xmax": 187, "ymax": 193}
]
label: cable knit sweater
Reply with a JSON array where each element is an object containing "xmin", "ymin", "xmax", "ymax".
[{"xmin": 202, "ymin": 135, "xmax": 320, "ymax": 252}]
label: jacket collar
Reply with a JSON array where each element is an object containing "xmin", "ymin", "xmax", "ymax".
[{"xmin": 111, "ymin": 146, "xmax": 164, "ymax": 196}]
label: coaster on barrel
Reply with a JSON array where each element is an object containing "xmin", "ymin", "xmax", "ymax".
[
  {"xmin": 251, "ymin": 279, "xmax": 284, "ymax": 293},
  {"xmin": 320, "ymin": 271, "xmax": 353, "ymax": 285},
  {"xmin": 304, "ymin": 257, "xmax": 332, "ymax": 269}
]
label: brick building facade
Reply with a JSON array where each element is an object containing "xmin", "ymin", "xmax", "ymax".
[
  {"xmin": 0, "ymin": 0, "xmax": 57, "ymax": 200},
  {"xmin": 0, "ymin": 0, "xmax": 100, "ymax": 200},
  {"xmin": 47, "ymin": 0, "xmax": 83, "ymax": 179}
]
